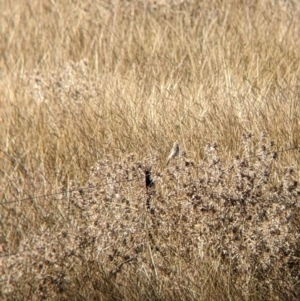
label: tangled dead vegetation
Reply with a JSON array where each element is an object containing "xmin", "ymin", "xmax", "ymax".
[
  {"xmin": 3, "ymin": 134, "xmax": 300, "ymax": 300},
  {"xmin": 1, "ymin": 0, "xmax": 300, "ymax": 299}
]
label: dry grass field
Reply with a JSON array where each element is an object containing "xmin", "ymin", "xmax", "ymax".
[{"xmin": 1, "ymin": 0, "xmax": 300, "ymax": 300}]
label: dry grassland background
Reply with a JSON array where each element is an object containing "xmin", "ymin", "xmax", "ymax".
[{"xmin": 1, "ymin": 0, "xmax": 300, "ymax": 300}]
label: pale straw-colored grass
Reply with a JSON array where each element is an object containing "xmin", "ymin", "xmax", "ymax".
[{"xmin": 1, "ymin": 0, "xmax": 300, "ymax": 300}]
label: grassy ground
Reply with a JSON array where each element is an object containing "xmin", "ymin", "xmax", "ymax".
[{"xmin": 1, "ymin": 0, "xmax": 300, "ymax": 300}]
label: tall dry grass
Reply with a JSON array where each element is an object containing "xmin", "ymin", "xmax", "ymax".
[{"xmin": 1, "ymin": 0, "xmax": 300, "ymax": 300}]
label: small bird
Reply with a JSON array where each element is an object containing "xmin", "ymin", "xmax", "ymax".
[{"xmin": 166, "ymin": 142, "xmax": 179, "ymax": 166}]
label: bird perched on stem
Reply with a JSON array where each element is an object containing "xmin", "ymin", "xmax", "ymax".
[{"xmin": 166, "ymin": 142, "xmax": 179, "ymax": 166}]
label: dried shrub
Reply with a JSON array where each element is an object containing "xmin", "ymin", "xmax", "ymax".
[{"xmin": 3, "ymin": 135, "xmax": 300, "ymax": 300}]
